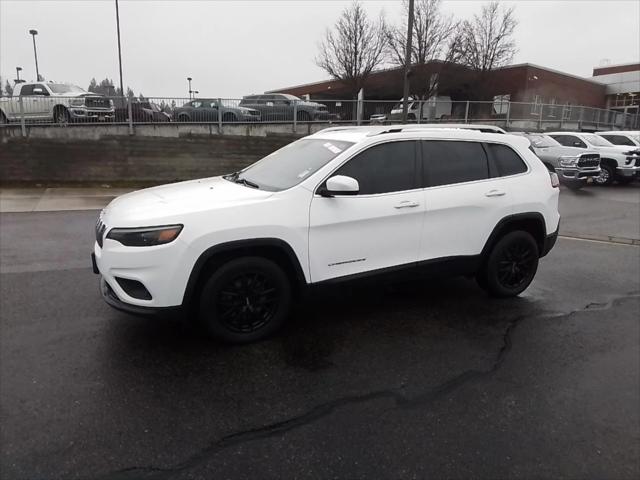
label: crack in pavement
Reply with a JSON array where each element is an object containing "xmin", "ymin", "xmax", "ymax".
[{"xmin": 96, "ymin": 292, "xmax": 640, "ymax": 480}]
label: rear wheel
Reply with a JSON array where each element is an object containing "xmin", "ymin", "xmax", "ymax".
[
  {"xmin": 478, "ymin": 231, "xmax": 539, "ymax": 297},
  {"xmin": 594, "ymin": 163, "xmax": 614, "ymax": 186},
  {"xmin": 198, "ymin": 257, "xmax": 292, "ymax": 343}
]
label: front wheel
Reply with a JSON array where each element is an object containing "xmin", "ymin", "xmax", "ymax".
[
  {"xmin": 198, "ymin": 257, "xmax": 292, "ymax": 343},
  {"xmin": 478, "ymin": 231, "xmax": 539, "ymax": 298},
  {"xmin": 594, "ymin": 164, "xmax": 614, "ymax": 186}
]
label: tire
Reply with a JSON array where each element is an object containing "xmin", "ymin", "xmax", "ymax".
[
  {"xmin": 478, "ymin": 231, "xmax": 539, "ymax": 298},
  {"xmin": 594, "ymin": 163, "xmax": 614, "ymax": 186},
  {"xmin": 198, "ymin": 257, "xmax": 292, "ymax": 343},
  {"xmin": 296, "ymin": 111, "xmax": 310, "ymax": 122},
  {"xmin": 54, "ymin": 107, "xmax": 70, "ymax": 125},
  {"xmin": 223, "ymin": 112, "xmax": 236, "ymax": 123},
  {"xmin": 177, "ymin": 114, "xmax": 190, "ymax": 123}
]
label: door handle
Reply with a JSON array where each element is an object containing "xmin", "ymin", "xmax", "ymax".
[
  {"xmin": 485, "ymin": 189, "xmax": 506, "ymax": 197},
  {"xmin": 394, "ymin": 201, "xmax": 420, "ymax": 209}
]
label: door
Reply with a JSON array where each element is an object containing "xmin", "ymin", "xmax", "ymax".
[
  {"xmin": 420, "ymin": 140, "xmax": 523, "ymax": 261},
  {"xmin": 309, "ymin": 140, "xmax": 424, "ymax": 282}
]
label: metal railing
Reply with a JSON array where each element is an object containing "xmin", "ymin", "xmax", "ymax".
[{"xmin": 1, "ymin": 95, "xmax": 638, "ymax": 133}]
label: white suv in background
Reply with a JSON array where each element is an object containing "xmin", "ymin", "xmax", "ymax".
[
  {"xmin": 547, "ymin": 131, "xmax": 640, "ymax": 185},
  {"xmin": 93, "ymin": 126, "xmax": 560, "ymax": 343}
]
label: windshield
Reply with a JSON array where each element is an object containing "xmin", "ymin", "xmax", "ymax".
[
  {"xmin": 528, "ymin": 134, "xmax": 558, "ymax": 148},
  {"xmin": 47, "ymin": 84, "xmax": 86, "ymax": 94},
  {"xmin": 228, "ymin": 139, "xmax": 354, "ymax": 191},
  {"xmin": 584, "ymin": 134, "xmax": 613, "ymax": 147}
]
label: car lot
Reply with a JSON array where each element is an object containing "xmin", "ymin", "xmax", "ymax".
[{"xmin": 1, "ymin": 184, "xmax": 639, "ymax": 479}]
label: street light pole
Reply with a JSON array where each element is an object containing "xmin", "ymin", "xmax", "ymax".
[
  {"xmin": 16, "ymin": 67, "xmax": 22, "ymax": 82},
  {"xmin": 401, "ymin": 0, "xmax": 415, "ymax": 124},
  {"xmin": 28, "ymin": 29, "xmax": 40, "ymax": 81},
  {"xmin": 115, "ymin": 0, "xmax": 124, "ymax": 97},
  {"xmin": 187, "ymin": 77, "xmax": 192, "ymax": 100}
]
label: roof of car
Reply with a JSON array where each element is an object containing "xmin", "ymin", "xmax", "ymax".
[
  {"xmin": 598, "ymin": 131, "xmax": 639, "ymax": 135},
  {"xmin": 309, "ymin": 125, "xmax": 530, "ymax": 149}
]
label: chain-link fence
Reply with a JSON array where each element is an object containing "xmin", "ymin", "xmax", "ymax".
[{"xmin": 1, "ymin": 95, "xmax": 638, "ymax": 132}]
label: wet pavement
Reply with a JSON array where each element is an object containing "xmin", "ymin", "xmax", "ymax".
[{"xmin": 0, "ymin": 184, "xmax": 639, "ymax": 479}]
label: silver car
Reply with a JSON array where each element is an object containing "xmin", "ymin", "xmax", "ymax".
[{"xmin": 517, "ymin": 133, "xmax": 601, "ymax": 190}]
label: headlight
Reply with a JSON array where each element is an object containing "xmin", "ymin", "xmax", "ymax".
[
  {"xmin": 559, "ymin": 155, "xmax": 579, "ymax": 167},
  {"xmin": 70, "ymin": 98, "xmax": 85, "ymax": 107},
  {"xmin": 106, "ymin": 225, "xmax": 183, "ymax": 247}
]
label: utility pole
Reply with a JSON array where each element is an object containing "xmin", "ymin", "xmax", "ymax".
[
  {"xmin": 401, "ymin": 0, "xmax": 415, "ymax": 124},
  {"xmin": 28, "ymin": 30, "xmax": 40, "ymax": 81},
  {"xmin": 115, "ymin": 0, "xmax": 124, "ymax": 97},
  {"xmin": 187, "ymin": 77, "xmax": 193, "ymax": 99}
]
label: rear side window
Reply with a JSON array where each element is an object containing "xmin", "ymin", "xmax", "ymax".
[
  {"xmin": 334, "ymin": 141, "xmax": 417, "ymax": 194},
  {"xmin": 19, "ymin": 85, "xmax": 34, "ymax": 95},
  {"xmin": 422, "ymin": 141, "xmax": 488, "ymax": 187},
  {"xmin": 486, "ymin": 143, "xmax": 528, "ymax": 176}
]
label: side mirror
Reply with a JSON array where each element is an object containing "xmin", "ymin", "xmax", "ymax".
[{"xmin": 320, "ymin": 175, "xmax": 359, "ymax": 197}]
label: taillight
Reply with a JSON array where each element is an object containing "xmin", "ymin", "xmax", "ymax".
[{"xmin": 549, "ymin": 172, "xmax": 560, "ymax": 188}]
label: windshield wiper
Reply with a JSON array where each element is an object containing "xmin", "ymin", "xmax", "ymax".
[{"xmin": 234, "ymin": 176, "xmax": 260, "ymax": 189}]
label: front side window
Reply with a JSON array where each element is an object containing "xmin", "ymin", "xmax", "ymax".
[
  {"xmin": 423, "ymin": 141, "xmax": 488, "ymax": 187},
  {"xmin": 600, "ymin": 135, "xmax": 634, "ymax": 146},
  {"xmin": 234, "ymin": 139, "xmax": 354, "ymax": 192},
  {"xmin": 486, "ymin": 143, "xmax": 528, "ymax": 176},
  {"xmin": 332, "ymin": 141, "xmax": 417, "ymax": 195}
]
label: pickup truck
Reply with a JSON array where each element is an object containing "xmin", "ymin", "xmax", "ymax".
[{"xmin": 0, "ymin": 82, "xmax": 115, "ymax": 125}]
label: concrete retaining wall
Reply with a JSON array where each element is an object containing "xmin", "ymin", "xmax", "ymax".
[{"xmin": 0, "ymin": 131, "xmax": 305, "ymax": 186}]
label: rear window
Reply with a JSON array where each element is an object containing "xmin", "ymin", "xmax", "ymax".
[
  {"xmin": 486, "ymin": 143, "xmax": 528, "ymax": 176},
  {"xmin": 423, "ymin": 141, "xmax": 489, "ymax": 187}
]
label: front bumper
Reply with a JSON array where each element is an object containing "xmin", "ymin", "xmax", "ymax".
[
  {"xmin": 556, "ymin": 166, "xmax": 601, "ymax": 182},
  {"xmin": 100, "ymin": 277, "xmax": 181, "ymax": 317},
  {"xmin": 69, "ymin": 107, "xmax": 115, "ymax": 121},
  {"xmin": 616, "ymin": 164, "xmax": 640, "ymax": 177}
]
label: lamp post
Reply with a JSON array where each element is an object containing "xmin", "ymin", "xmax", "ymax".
[
  {"xmin": 187, "ymin": 77, "xmax": 193, "ymax": 100},
  {"xmin": 401, "ymin": 0, "xmax": 415, "ymax": 124},
  {"xmin": 16, "ymin": 67, "xmax": 22, "ymax": 83},
  {"xmin": 115, "ymin": 0, "xmax": 124, "ymax": 97},
  {"xmin": 28, "ymin": 29, "xmax": 40, "ymax": 81}
]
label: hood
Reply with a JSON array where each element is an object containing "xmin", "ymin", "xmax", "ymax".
[
  {"xmin": 102, "ymin": 176, "xmax": 273, "ymax": 227},
  {"xmin": 589, "ymin": 144, "xmax": 635, "ymax": 155}
]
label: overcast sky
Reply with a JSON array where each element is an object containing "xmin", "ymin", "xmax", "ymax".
[{"xmin": 1, "ymin": 0, "xmax": 638, "ymax": 98}]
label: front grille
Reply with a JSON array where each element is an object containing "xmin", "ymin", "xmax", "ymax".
[
  {"xmin": 95, "ymin": 218, "xmax": 106, "ymax": 247},
  {"xmin": 578, "ymin": 154, "xmax": 600, "ymax": 168},
  {"xmin": 85, "ymin": 97, "xmax": 111, "ymax": 109}
]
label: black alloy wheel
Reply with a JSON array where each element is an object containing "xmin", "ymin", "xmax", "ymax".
[
  {"xmin": 479, "ymin": 230, "xmax": 539, "ymax": 297},
  {"xmin": 199, "ymin": 257, "xmax": 292, "ymax": 343}
]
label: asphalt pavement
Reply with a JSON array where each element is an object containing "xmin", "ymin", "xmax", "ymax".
[{"xmin": 0, "ymin": 184, "xmax": 639, "ymax": 479}]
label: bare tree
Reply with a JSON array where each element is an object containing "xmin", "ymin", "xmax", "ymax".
[
  {"xmin": 316, "ymin": 1, "xmax": 387, "ymax": 97},
  {"xmin": 385, "ymin": 0, "xmax": 461, "ymax": 100},
  {"xmin": 456, "ymin": 1, "xmax": 517, "ymax": 73}
]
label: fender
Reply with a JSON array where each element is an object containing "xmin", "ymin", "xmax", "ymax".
[
  {"xmin": 481, "ymin": 212, "xmax": 547, "ymax": 259},
  {"xmin": 181, "ymin": 237, "xmax": 307, "ymax": 307}
]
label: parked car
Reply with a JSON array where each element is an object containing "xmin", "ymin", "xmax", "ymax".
[
  {"xmin": 387, "ymin": 96, "xmax": 452, "ymax": 122},
  {"xmin": 514, "ymin": 133, "xmax": 600, "ymax": 189},
  {"xmin": 596, "ymin": 131, "xmax": 640, "ymax": 149},
  {"xmin": 547, "ymin": 131, "xmax": 640, "ymax": 185},
  {"xmin": 93, "ymin": 126, "xmax": 559, "ymax": 343},
  {"xmin": 174, "ymin": 99, "xmax": 260, "ymax": 123},
  {"xmin": 0, "ymin": 82, "xmax": 114, "ymax": 124},
  {"xmin": 113, "ymin": 99, "xmax": 171, "ymax": 123},
  {"xmin": 239, "ymin": 94, "xmax": 334, "ymax": 122}
]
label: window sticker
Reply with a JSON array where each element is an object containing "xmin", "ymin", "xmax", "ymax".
[{"xmin": 323, "ymin": 142, "xmax": 343, "ymax": 154}]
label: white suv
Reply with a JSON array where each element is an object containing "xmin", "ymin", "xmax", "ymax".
[{"xmin": 93, "ymin": 126, "xmax": 560, "ymax": 342}]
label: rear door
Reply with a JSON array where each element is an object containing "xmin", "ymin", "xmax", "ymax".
[
  {"xmin": 309, "ymin": 140, "xmax": 424, "ymax": 282},
  {"xmin": 419, "ymin": 140, "xmax": 521, "ymax": 261}
]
